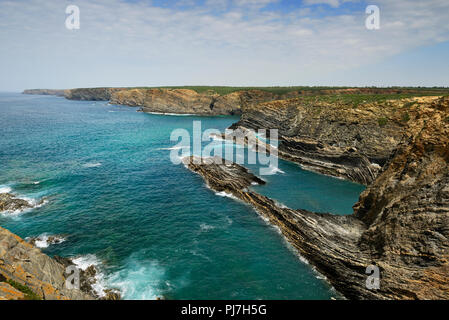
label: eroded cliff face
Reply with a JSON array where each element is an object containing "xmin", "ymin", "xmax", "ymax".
[
  {"xmin": 0, "ymin": 227, "xmax": 94, "ymax": 300},
  {"xmin": 109, "ymin": 88, "xmax": 294, "ymax": 115},
  {"xmin": 353, "ymin": 96, "xmax": 449, "ymax": 299},
  {"xmin": 231, "ymin": 97, "xmax": 435, "ymax": 184},
  {"xmin": 183, "ymin": 96, "xmax": 449, "ymax": 300}
]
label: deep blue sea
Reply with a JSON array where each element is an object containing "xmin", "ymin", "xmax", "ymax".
[{"xmin": 0, "ymin": 93, "xmax": 364, "ymax": 299}]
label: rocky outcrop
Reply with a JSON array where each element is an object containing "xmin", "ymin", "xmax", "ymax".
[
  {"xmin": 0, "ymin": 227, "xmax": 94, "ymax": 300},
  {"xmin": 109, "ymin": 88, "xmax": 291, "ymax": 115},
  {"xmin": 230, "ymin": 97, "xmax": 435, "ymax": 184},
  {"xmin": 184, "ymin": 156, "xmax": 377, "ymax": 299},
  {"xmin": 183, "ymin": 96, "xmax": 449, "ymax": 300},
  {"xmin": 0, "ymin": 193, "xmax": 33, "ymax": 213},
  {"xmin": 26, "ymin": 234, "xmax": 66, "ymax": 248},
  {"xmin": 52, "ymin": 256, "xmax": 121, "ymax": 300},
  {"xmin": 352, "ymin": 96, "xmax": 449, "ymax": 299},
  {"xmin": 22, "ymin": 89, "xmax": 65, "ymax": 96}
]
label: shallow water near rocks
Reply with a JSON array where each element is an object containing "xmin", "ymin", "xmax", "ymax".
[{"xmin": 0, "ymin": 93, "xmax": 364, "ymax": 299}]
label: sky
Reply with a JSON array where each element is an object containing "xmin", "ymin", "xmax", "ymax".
[{"xmin": 0, "ymin": 0, "xmax": 448, "ymax": 91}]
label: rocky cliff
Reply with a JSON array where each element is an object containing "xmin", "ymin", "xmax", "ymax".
[
  {"xmin": 62, "ymin": 87, "xmax": 308, "ymax": 115},
  {"xmin": 0, "ymin": 227, "xmax": 94, "ymax": 300},
  {"xmin": 231, "ymin": 97, "xmax": 435, "ymax": 184},
  {"xmin": 109, "ymin": 88, "xmax": 301, "ymax": 115},
  {"xmin": 184, "ymin": 96, "xmax": 449, "ymax": 299},
  {"xmin": 22, "ymin": 89, "xmax": 65, "ymax": 96}
]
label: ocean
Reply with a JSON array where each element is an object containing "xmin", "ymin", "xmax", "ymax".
[{"xmin": 0, "ymin": 93, "xmax": 365, "ymax": 299}]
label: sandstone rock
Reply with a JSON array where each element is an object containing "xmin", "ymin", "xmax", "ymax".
[
  {"xmin": 230, "ymin": 97, "xmax": 432, "ymax": 184},
  {"xmin": 0, "ymin": 282, "xmax": 25, "ymax": 300},
  {"xmin": 0, "ymin": 227, "xmax": 94, "ymax": 300}
]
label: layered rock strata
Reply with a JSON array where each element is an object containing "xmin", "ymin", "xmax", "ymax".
[
  {"xmin": 230, "ymin": 97, "xmax": 438, "ymax": 184},
  {"xmin": 182, "ymin": 96, "xmax": 449, "ymax": 299},
  {"xmin": 0, "ymin": 227, "xmax": 94, "ymax": 300}
]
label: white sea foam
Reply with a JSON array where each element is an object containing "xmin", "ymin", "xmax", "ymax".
[
  {"xmin": 265, "ymin": 165, "xmax": 285, "ymax": 175},
  {"xmin": 0, "ymin": 187, "xmax": 48, "ymax": 216},
  {"xmin": 0, "ymin": 186, "xmax": 12, "ymax": 193},
  {"xmin": 71, "ymin": 254, "xmax": 108, "ymax": 298},
  {"xmin": 106, "ymin": 258, "xmax": 166, "ymax": 300},
  {"xmin": 147, "ymin": 111, "xmax": 195, "ymax": 116},
  {"xmin": 27, "ymin": 233, "xmax": 66, "ymax": 248},
  {"xmin": 215, "ymin": 191, "xmax": 237, "ymax": 199},
  {"xmin": 83, "ymin": 162, "xmax": 102, "ymax": 168},
  {"xmin": 274, "ymin": 200, "xmax": 288, "ymax": 209},
  {"xmin": 156, "ymin": 146, "xmax": 187, "ymax": 151},
  {"xmin": 200, "ymin": 223, "xmax": 216, "ymax": 232}
]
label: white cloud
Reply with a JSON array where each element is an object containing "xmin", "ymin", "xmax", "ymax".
[
  {"xmin": 303, "ymin": 0, "xmax": 357, "ymax": 8},
  {"xmin": 0, "ymin": 0, "xmax": 448, "ymax": 90}
]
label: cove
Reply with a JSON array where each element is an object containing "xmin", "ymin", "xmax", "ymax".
[{"xmin": 0, "ymin": 93, "xmax": 364, "ymax": 299}]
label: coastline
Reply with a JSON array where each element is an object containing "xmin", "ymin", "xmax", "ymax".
[{"xmin": 16, "ymin": 88, "xmax": 449, "ymax": 300}]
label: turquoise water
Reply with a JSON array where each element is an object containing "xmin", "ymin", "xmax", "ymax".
[{"xmin": 0, "ymin": 93, "xmax": 364, "ymax": 299}]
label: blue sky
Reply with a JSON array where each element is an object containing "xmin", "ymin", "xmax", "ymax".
[{"xmin": 0, "ymin": 0, "xmax": 448, "ymax": 91}]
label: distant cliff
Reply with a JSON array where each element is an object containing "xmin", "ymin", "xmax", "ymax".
[
  {"xmin": 22, "ymin": 89, "xmax": 65, "ymax": 96},
  {"xmin": 62, "ymin": 87, "xmax": 300, "ymax": 115},
  {"xmin": 64, "ymin": 87, "xmax": 124, "ymax": 101}
]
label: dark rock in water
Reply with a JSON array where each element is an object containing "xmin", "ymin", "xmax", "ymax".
[
  {"xmin": 53, "ymin": 255, "xmax": 122, "ymax": 300},
  {"xmin": 183, "ymin": 96, "xmax": 449, "ymax": 300},
  {"xmin": 101, "ymin": 289, "xmax": 122, "ymax": 300},
  {"xmin": 52, "ymin": 256, "xmax": 99, "ymax": 298},
  {"xmin": 182, "ymin": 156, "xmax": 265, "ymax": 193},
  {"xmin": 27, "ymin": 234, "xmax": 66, "ymax": 248},
  {"xmin": 0, "ymin": 193, "xmax": 33, "ymax": 213}
]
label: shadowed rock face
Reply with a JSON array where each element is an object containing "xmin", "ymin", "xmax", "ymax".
[
  {"xmin": 0, "ymin": 227, "xmax": 94, "ymax": 300},
  {"xmin": 230, "ymin": 97, "xmax": 439, "ymax": 184},
  {"xmin": 183, "ymin": 96, "xmax": 449, "ymax": 300}
]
